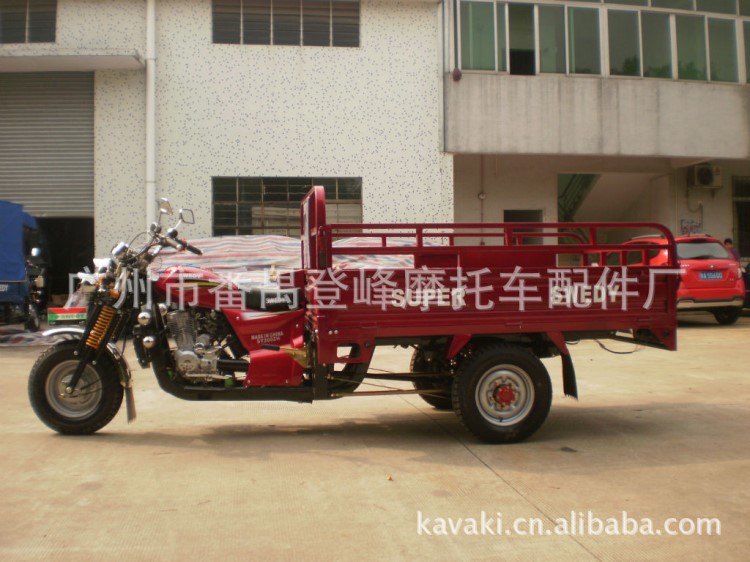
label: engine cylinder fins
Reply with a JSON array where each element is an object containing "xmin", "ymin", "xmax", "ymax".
[{"xmin": 167, "ymin": 310, "xmax": 197, "ymax": 351}]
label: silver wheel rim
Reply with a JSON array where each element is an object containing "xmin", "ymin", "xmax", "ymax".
[
  {"xmin": 475, "ymin": 364, "xmax": 534, "ymax": 427},
  {"xmin": 44, "ymin": 360, "xmax": 103, "ymax": 419}
]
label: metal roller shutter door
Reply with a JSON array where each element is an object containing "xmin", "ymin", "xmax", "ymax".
[{"xmin": 0, "ymin": 72, "xmax": 94, "ymax": 217}]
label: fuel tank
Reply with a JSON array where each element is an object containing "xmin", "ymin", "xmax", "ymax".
[{"xmin": 153, "ymin": 265, "xmax": 232, "ymax": 309}]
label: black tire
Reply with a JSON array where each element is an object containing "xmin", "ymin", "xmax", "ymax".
[
  {"xmin": 411, "ymin": 349, "xmax": 453, "ymax": 410},
  {"xmin": 452, "ymin": 343, "xmax": 552, "ymax": 444},
  {"xmin": 713, "ymin": 307, "xmax": 741, "ymax": 325},
  {"xmin": 329, "ymin": 362, "xmax": 367, "ymax": 394},
  {"xmin": 28, "ymin": 342, "xmax": 124, "ymax": 435}
]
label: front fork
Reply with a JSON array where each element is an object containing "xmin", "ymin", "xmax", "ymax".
[{"xmin": 65, "ymin": 302, "xmax": 130, "ymax": 394}]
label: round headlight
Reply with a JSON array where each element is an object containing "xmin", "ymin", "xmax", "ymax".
[{"xmin": 111, "ymin": 242, "xmax": 129, "ymax": 258}]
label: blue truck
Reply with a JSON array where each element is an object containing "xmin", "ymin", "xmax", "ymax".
[{"xmin": 0, "ymin": 200, "xmax": 44, "ymax": 331}]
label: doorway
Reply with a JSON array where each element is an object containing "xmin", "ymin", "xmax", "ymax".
[
  {"xmin": 504, "ymin": 209, "xmax": 543, "ymax": 244},
  {"xmin": 36, "ymin": 218, "xmax": 94, "ymax": 302}
]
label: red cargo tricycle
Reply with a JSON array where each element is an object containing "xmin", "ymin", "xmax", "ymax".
[{"xmin": 29, "ymin": 187, "xmax": 678, "ymax": 443}]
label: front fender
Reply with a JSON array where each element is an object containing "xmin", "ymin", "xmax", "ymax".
[
  {"xmin": 43, "ymin": 327, "xmax": 130, "ymax": 369},
  {"xmin": 43, "ymin": 326, "xmax": 86, "ymax": 340},
  {"xmin": 43, "ymin": 327, "xmax": 136, "ymax": 422}
]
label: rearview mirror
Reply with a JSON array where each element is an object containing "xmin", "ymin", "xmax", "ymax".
[
  {"xmin": 158, "ymin": 198, "xmax": 173, "ymax": 216},
  {"xmin": 179, "ymin": 209, "xmax": 195, "ymax": 224}
]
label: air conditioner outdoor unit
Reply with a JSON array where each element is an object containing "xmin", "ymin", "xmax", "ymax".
[{"xmin": 689, "ymin": 165, "xmax": 723, "ymax": 189}]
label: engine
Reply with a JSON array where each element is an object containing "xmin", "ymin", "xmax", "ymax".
[{"xmin": 166, "ymin": 309, "xmax": 237, "ymax": 380}]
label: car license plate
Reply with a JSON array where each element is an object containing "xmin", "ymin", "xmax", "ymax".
[{"xmin": 699, "ymin": 271, "xmax": 723, "ymax": 280}]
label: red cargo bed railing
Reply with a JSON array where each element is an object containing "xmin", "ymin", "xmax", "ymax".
[{"xmin": 300, "ymin": 186, "xmax": 679, "ymax": 366}]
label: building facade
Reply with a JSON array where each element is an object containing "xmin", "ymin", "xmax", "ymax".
[
  {"xmin": 449, "ymin": 0, "xmax": 750, "ymax": 252},
  {"xmin": 1, "ymin": 0, "xmax": 749, "ymax": 291}
]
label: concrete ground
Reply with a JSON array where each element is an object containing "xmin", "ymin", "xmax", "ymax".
[{"xmin": 1, "ymin": 313, "xmax": 749, "ymax": 561}]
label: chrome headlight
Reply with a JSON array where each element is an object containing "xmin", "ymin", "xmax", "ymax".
[{"xmin": 111, "ymin": 242, "xmax": 129, "ymax": 259}]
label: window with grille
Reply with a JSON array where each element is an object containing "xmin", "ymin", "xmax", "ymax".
[
  {"xmin": 0, "ymin": 0, "xmax": 56, "ymax": 44},
  {"xmin": 458, "ymin": 1, "xmax": 745, "ymax": 83},
  {"xmin": 212, "ymin": 177, "xmax": 362, "ymax": 236},
  {"xmin": 212, "ymin": 0, "xmax": 359, "ymax": 47}
]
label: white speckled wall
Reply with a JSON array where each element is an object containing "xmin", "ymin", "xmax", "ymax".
[
  {"xmin": 0, "ymin": 0, "xmax": 146, "ymax": 55},
  {"xmin": 94, "ymin": 70, "xmax": 146, "ymax": 254},
  {"xmin": 95, "ymin": 0, "xmax": 453, "ymax": 253},
  {"xmin": 58, "ymin": 0, "xmax": 146, "ymax": 52}
]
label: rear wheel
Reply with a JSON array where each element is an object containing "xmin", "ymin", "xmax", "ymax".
[
  {"xmin": 411, "ymin": 349, "xmax": 452, "ymax": 410},
  {"xmin": 713, "ymin": 307, "xmax": 741, "ymax": 325},
  {"xmin": 28, "ymin": 342, "xmax": 123, "ymax": 434},
  {"xmin": 452, "ymin": 343, "xmax": 552, "ymax": 443}
]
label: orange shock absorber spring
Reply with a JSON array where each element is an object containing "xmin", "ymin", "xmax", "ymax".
[{"xmin": 85, "ymin": 305, "xmax": 116, "ymax": 349}]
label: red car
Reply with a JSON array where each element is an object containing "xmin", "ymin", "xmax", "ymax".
[{"xmin": 624, "ymin": 235, "xmax": 745, "ymax": 325}]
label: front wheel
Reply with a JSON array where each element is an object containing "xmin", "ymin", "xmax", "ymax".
[
  {"xmin": 713, "ymin": 307, "xmax": 741, "ymax": 325},
  {"xmin": 452, "ymin": 343, "xmax": 552, "ymax": 444},
  {"xmin": 28, "ymin": 342, "xmax": 124, "ymax": 434}
]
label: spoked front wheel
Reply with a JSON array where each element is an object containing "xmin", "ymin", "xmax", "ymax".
[{"xmin": 28, "ymin": 342, "xmax": 123, "ymax": 434}]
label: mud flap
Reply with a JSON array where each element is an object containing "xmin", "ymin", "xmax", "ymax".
[
  {"xmin": 561, "ymin": 352, "xmax": 578, "ymax": 399},
  {"xmin": 113, "ymin": 347, "xmax": 136, "ymax": 423},
  {"xmin": 546, "ymin": 331, "xmax": 579, "ymax": 399},
  {"xmin": 125, "ymin": 385, "xmax": 137, "ymax": 423}
]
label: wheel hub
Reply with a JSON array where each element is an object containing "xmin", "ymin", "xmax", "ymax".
[
  {"xmin": 45, "ymin": 360, "xmax": 103, "ymax": 420},
  {"xmin": 475, "ymin": 365, "xmax": 534, "ymax": 427},
  {"xmin": 60, "ymin": 376, "xmax": 90, "ymax": 402},
  {"xmin": 494, "ymin": 384, "xmax": 517, "ymax": 407}
]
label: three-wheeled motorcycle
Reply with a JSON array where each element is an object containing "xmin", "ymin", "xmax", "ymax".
[{"xmin": 27, "ymin": 188, "xmax": 679, "ymax": 443}]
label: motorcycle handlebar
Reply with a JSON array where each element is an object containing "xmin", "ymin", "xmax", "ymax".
[
  {"xmin": 162, "ymin": 236, "xmax": 182, "ymax": 251},
  {"xmin": 161, "ymin": 233, "xmax": 202, "ymax": 256},
  {"xmin": 184, "ymin": 242, "xmax": 203, "ymax": 256}
]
